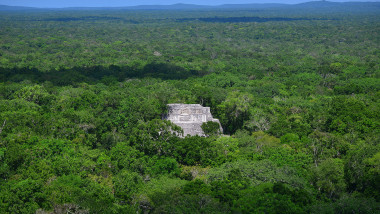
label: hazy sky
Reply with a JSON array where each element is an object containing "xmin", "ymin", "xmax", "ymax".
[{"xmin": 0, "ymin": 0, "xmax": 378, "ymax": 8}]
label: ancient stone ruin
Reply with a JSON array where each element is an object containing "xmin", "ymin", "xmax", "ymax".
[{"xmin": 164, "ymin": 104, "xmax": 223, "ymax": 137}]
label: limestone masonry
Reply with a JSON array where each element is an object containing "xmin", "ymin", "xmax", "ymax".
[{"xmin": 164, "ymin": 104, "xmax": 223, "ymax": 137}]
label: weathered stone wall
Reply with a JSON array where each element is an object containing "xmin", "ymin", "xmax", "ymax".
[{"xmin": 164, "ymin": 104, "xmax": 223, "ymax": 137}]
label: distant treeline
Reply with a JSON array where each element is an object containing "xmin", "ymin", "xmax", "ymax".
[
  {"xmin": 23, "ymin": 16, "xmax": 140, "ymax": 23},
  {"xmin": 177, "ymin": 16, "xmax": 328, "ymax": 23},
  {"xmin": 13, "ymin": 16, "xmax": 329, "ymax": 24},
  {"xmin": 43, "ymin": 16, "xmax": 123, "ymax": 22}
]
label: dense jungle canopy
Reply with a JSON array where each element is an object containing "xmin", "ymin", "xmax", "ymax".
[{"xmin": 0, "ymin": 2, "xmax": 379, "ymax": 213}]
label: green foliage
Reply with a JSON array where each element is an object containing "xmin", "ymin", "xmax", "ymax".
[
  {"xmin": 182, "ymin": 179, "xmax": 212, "ymax": 195},
  {"xmin": 217, "ymin": 91, "xmax": 254, "ymax": 134},
  {"xmin": 201, "ymin": 121, "xmax": 221, "ymax": 137},
  {"xmin": 147, "ymin": 156, "xmax": 181, "ymax": 177},
  {"xmin": 0, "ymin": 6, "xmax": 379, "ymax": 213},
  {"xmin": 0, "ymin": 148, "xmax": 9, "ymax": 179},
  {"xmin": 113, "ymin": 170, "xmax": 143, "ymax": 203},
  {"xmin": 130, "ymin": 119, "xmax": 182, "ymax": 156},
  {"xmin": 15, "ymin": 85, "xmax": 51, "ymax": 105},
  {"xmin": 170, "ymin": 136, "xmax": 237, "ymax": 167},
  {"xmin": 153, "ymin": 193, "xmax": 227, "ymax": 214},
  {"xmin": 135, "ymin": 176, "xmax": 188, "ymax": 212},
  {"xmin": 109, "ymin": 141, "xmax": 146, "ymax": 173},
  {"xmin": 46, "ymin": 175, "xmax": 116, "ymax": 213},
  {"xmin": 309, "ymin": 195, "xmax": 380, "ymax": 214},
  {"xmin": 0, "ymin": 179, "xmax": 48, "ymax": 214},
  {"xmin": 207, "ymin": 159, "xmax": 309, "ymax": 189},
  {"xmin": 326, "ymin": 96, "xmax": 379, "ymax": 136},
  {"xmin": 210, "ymin": 169, "xmax": 249, "ymax": 205},
  {"xmin": 312, "ymin": 158, "xmax": 346, "ymax": 199},
  {"xmin": 344, "ymin": 142, "xmax": 380, "ymax": 200},
  {"xmin": 261, "ymin": 147, "xmax": 313, "ymax": 176},
  {"xmin": 233, "ymin": 183, "xmax": 308, "ymax": 214},
  {"xmin": 170, "ymin": 136, "xmax": 210, "ymax": 166},
  {"xmin": 4, "ymin": 139, "xmax": 25, "ymax": 171}
]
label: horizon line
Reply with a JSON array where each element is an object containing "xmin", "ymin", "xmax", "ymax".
[{"xmin": 1, "ymin": 1, "xmax": 379, "ymax": 9}]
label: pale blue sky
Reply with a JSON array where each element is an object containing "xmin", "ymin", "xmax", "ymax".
[{"xmin": 0, "ymin": 0, "xmax": 378, "ymax": 8}]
